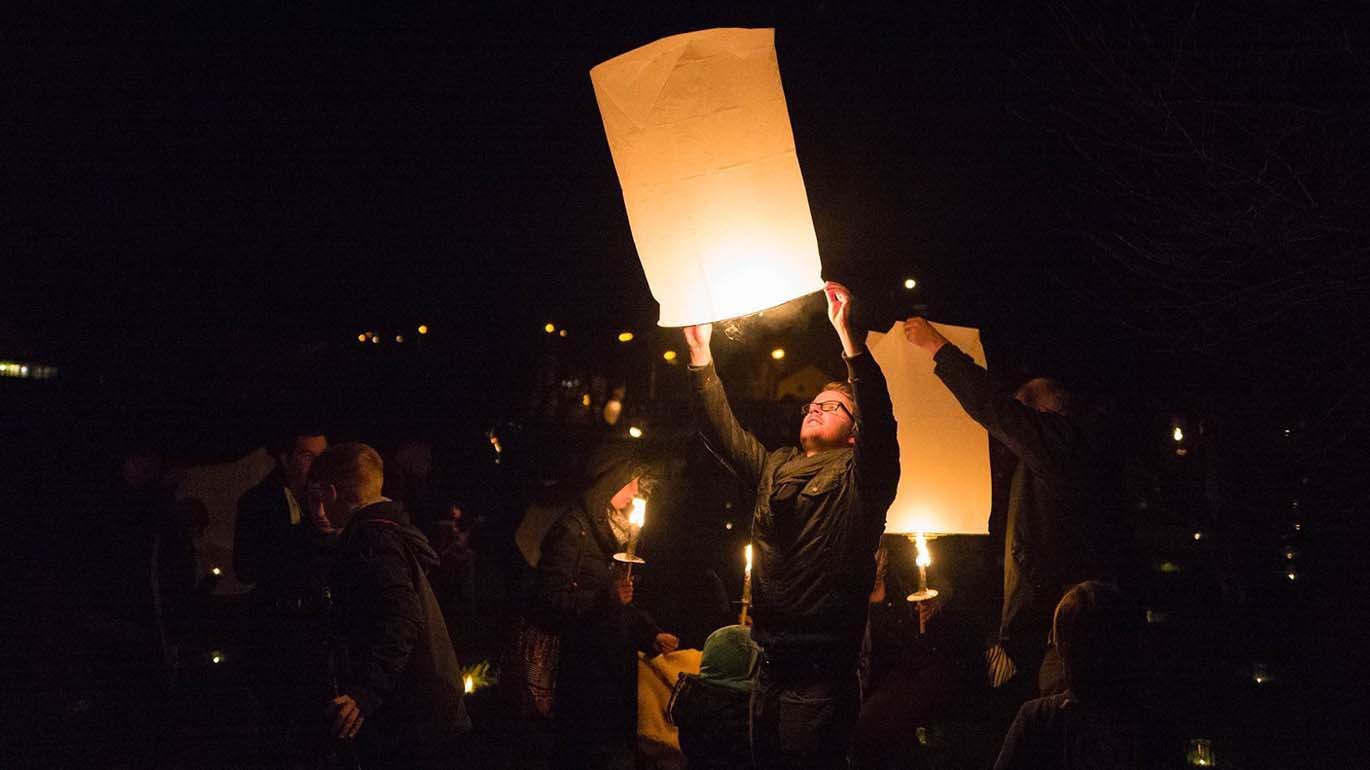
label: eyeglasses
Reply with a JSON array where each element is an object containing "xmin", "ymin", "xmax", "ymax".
[{"xmin": 800, "ymin": 400, "xmax": 853, "ymax": 419}]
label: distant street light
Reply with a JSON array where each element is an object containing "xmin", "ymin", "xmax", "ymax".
[
  {"xmin": 618, "ymin": 332, "xmax": 635, "ymax": 343},
  {"xmin": 559, "ymin": 329, "xmax": 568, "ymax": 337},
  {"xmin": 371, "ymin": 335, "xmax": 380, "ymax": 344},
  {"xmin": 395, "ymin": 335, "xmax": 404, "ymax": 343},
  {"xmin": 358, "ymin": 333, "xmax": 367, "ymax": 342},
  {"xmin": 418, "ymin": 324, "xmax": 429, "ymax": 335},
  {"xmin": 903, "ymin": 278, "xmax": 917, "ymax": 290},
  {"xmin": 544, "ymin": 323, "xmax": 556, "ymax": 334},
  {"xmin": 662, "ymin": 350, "xmax": 678, "ymax": 362},
  {"xmin": 628, "ymin": 426, "xmax": 643, "ymax": 439}
]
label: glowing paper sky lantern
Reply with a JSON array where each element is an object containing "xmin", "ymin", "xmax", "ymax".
[
  {"xmin": 591, "ymin": 28, "xmax": 825, "ymax": 327},
  {"xmin": 867, "ymin": 322, "xmax": 992, "ymax": 536}
]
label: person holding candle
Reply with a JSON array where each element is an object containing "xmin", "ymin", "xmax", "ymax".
[
  {"xmin": 684, "ymin": 281, "xmax": 900, "ymax": 770},
  {"xmin": 535, "ymin": 441, "xmax": 679, "ymax": 770}
]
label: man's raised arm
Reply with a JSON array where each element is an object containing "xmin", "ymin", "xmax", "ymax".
[{"xmin": 684, "ymin": 323, "xmax": 768, "ymax": 487}]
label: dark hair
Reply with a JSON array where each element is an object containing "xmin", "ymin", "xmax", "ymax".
[
  {"xmin": 267, "ymin": 431, "xmax": 327, "ymax": 459},
  {"xmin": 1053, "ymin": 581, "xmax": 1143, "ymax": 702}
]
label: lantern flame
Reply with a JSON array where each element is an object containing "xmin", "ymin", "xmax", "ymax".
[
  {"xmin": 914, "ymin": 532, "xmax": 932, "ymax": 568},
  {"xmin": 744, "ymin": 543, "xmax": 753, "ymax": 574},
  {"xmin": 630, "ymin": 497, "xmax": 646, "ymax": 529}
]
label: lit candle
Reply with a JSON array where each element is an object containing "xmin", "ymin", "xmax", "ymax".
[
  {"xmin": 907, "ymin": 533, "xmax": 940, "ymax": 635},
  {"xmin": 740, "ymin": 544, "xmax": 753, "ymax": 625},
  {"xmin": 464, "ymin": 675, "xmax": 475, "ymax": 695},
  {"xmin": 625, "ymin": 497, "xmax": 646, "ymax": 560}
]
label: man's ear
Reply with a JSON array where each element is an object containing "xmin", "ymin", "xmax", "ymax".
[{"xmin": 320, "ymin": 483, "xmax": 339, "ymax": 505}]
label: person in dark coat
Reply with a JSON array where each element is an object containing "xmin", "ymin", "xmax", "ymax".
[
  {"xmin": 683, "ymin": 282, "xmax": 900, "ymax": 770},
  {"xmin": 993, "ymin": 581, "xmax": 1174, "ymax": 770},
  {"xmin": 311, "ymin": 442, "xmax": 471, "ymax": 770},
  {"xmin": 232, "ymin": 432, "xmax": 335, "ymax": 764},
  {"xmin": 535, "ymin": 441, "xmax": 679, "ymax": 770},
  {"xmin": 904, "ymin": 317, "xmax": 1127, "ymax": 696}
]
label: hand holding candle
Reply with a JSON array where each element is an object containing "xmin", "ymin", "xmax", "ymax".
[{"xmin": 906, "ymin": 533, "xmax": 940, "ymax": 635}]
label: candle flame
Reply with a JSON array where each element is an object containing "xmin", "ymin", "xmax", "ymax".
[
  {"xmin": 630, "ymin": 497, "xmax": 646, "ymax": 528},
  {"xmin": 464, "ymin": 675, "xmax": 475, "ymax": 694},
  {"xmin": 744, "ymin": 543, "xmax": 753, "ymax": 572},
  {"xmin": 1173, "ymin": 426, "xmax": 1184, "ymax": 442},
  {"xmin": 914, "ymin": 533, "xmax": 932, "ymax": 568}
]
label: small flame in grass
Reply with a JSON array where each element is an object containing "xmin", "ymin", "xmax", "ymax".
[{"xmin": 460, "ymin": 660, "xmax": 496, "ymax": 695}]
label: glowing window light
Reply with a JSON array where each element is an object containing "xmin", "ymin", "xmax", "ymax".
[
  {"xmin": 771, "ymin": 348, "xmax": 786, "ymax": 360},
  {"xmin": 618, "ymin": 332, "xmax": 635, "ymax": 343}
]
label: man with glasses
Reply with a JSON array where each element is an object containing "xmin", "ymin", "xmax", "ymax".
[{"xmin": 683, "ymin": 281, "xmax": 899, "ymax": 770}]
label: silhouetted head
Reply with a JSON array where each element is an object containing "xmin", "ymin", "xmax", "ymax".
[{"xmin": 1053, "ymin": 580, "xmax": 1143, "ymax": 703}]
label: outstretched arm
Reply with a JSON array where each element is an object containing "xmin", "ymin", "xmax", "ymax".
[
  {"xmin": 830, "ymin": 283, "xmax": 899, "ymax": 513},
  {"xmin": 905, "ymin": 317, "xmax": 1075, "ymax": 477},
  {"xmin": 685, "ymin": 323, "xmax": 769, "ymax": 486}
]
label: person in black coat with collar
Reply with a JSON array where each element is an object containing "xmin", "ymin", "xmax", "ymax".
[
  {"xmin": 536, "ymin": 441, "xmax": 679, "ymax": 770},
  {"xmin": 311, "ymin": 442, "xmax": 471, "ymax": 770}
]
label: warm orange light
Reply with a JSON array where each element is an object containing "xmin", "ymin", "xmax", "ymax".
[
  {"xmin": 630, "ymin": 497, "xmax": 646, "ymax": 528},
  {"xmin": 581, "ymin": 393, "xmax": 592, "ymax": 407},
  {"xmin": 371, "ymin": 335, "xmax": 380, "ymax": 344},
  {"xmin": 628, "ymin": 426, "xmax": 643, "ymax": 439},
  {"xmin": 210, "ymin": 567, "xmax": 222, "ymax": 576},
  {"xmin": 559, "ymin": 329, "xmax": 568, "ymax": 337},
  {"xmin": 464, "ymin": 675, "xmax": 475, "ymax": 694},
  {"xmin": 618, "ymin": 332, "xmax": 635, "ymax": 343},
  {"xmin": 770, "ymin": 348, "xmax": 785, "ymax": 360},
  {"xmin": 395, "ymin": 335, "xmax": 404, "ymax": 343},
  {"xmin": 417, "ymin": 324, "xmax": 429, "ymax": 335},
  {"xmin": 357, "ymin": 333, "xmax": 367, "ymax": 342},
  {"xmin": 904, "ymin": 278, "xmax": 917, "ymax": 290},
  {"xmin": 662, "ymin": 350, "xmax": 678, "ymax": 362},
  {"xmin": 1173, "ymin": 426, "xmax": 1184, "ymax": 442},
  {"xmin": 744, "ymin": 543, "xmax": 753, "ymax": 574},
  {"xmin": 544, "ymin": 323, "xmax": 556, "ymax": 334}
]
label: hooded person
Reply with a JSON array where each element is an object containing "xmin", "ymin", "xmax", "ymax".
[
  {"xmin": 310, "ymin": 442, "xmax": 471, "ymax": 770},
  {"xmin": 670, "ymin": 624, "xmax": 759, "ymax": 770},
  {"xmin": 535, "ymin": 439, "xmax": 679, "ymax": 770}
]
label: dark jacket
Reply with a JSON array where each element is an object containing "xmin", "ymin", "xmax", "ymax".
[
  {"xmin": 994, "ymin": 692, "xmax": 1176, "ymax": 770},
  {"xmin": 535, "ymin": 464, "xmax": 662, "ymax": 748},
  {"xmin": 933, "ymin": 344, "xmax": 1125, "ymax": 665},
  {"xmin": 234, "ymin": 467, "xmax": 333, "ymax": 602},
  {"xmin": 331, "ymin": 500, "xmax": 471, "ymax": 755},
  {"xmin": 689, "ymin": 353, "xmax": 899, "ymax": 658}
]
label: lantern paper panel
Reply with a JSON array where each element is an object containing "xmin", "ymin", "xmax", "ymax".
[
  {"xmin": 867, "ymin": 322, "xmax": 992, "ymax": 535},
  {"xmin": 591, "ymin": 28, "xmax": 824, "ymax": 327}
]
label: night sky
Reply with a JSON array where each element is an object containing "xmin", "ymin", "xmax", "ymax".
[{"xmin": 7, "ymin": 3, "xmax": 1368, "ymax": 454}]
